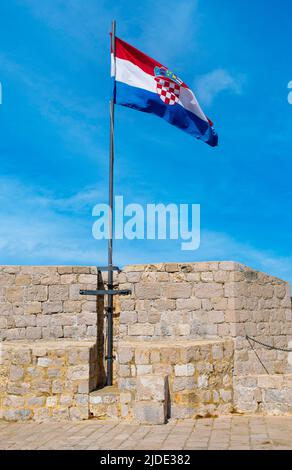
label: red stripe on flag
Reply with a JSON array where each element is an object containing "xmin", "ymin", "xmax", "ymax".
[
  {"xmin": 113, "ymin": 36, "xmax": 190, "ymax": 90},
  {"xmin": 114, "ymin": 36, "xmax": 163, "ymax": 76}
]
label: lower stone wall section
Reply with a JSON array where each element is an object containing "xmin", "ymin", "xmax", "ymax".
[
  {"xmin": 234, "ymin": 374, "xmax": 292, "ymax": 415},
  {"xmin": 117, "ymin": 339, "xmax": 234, "ymax": 420},
  {"xmin": 0, "ymin": 340, "xmax": 98, "ymax": 421}
]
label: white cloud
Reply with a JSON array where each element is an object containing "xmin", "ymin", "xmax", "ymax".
[{"xmin": 195, "ymin": 68, "xmax": 244, "ymax": 105}]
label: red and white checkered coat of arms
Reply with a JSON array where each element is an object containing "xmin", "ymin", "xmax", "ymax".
[{"xmin": 154, "ymin": 66, "xmax": 182, "ymax": 106}]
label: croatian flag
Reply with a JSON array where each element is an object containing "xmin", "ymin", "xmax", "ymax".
[{"xmin": 111, "ymin": 37, "xmax": 218, "ymax": 147}]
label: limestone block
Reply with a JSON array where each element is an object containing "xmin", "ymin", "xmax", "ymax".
[
  {"xmin": 48, "ymin": 326, "xmax": 64, "ymax": 338},
  {"xmin": 49, "ymin": 285, "xmax": 69, "ymax": 301},
  {"xmin": 133, "ymin": 401, "xmax": 166, "ymax": 425},
  {"xmin": 197, "ymin": 375, "xmax": 208, "ymax": 388},
  {"xmin": 176, "ymin": 298, "xmax": 201, "ymax": 311},
  {"xmin": 40, "ymin": 273, "xmax": 60, "ymax": 285},
  {"xmin": 191, "ymin": 262, "xmax": 218, "ymax": 272},
  {"xmin": 219, "ymin": 262, "xmax": 238, "ymax": 271},
  {"xmin": 175, "ymin": 324, "xmax": 191, "ymax": 336},
  {"xmin": 69, "ymin": 284, "xmax": 82, "ymax": 300},
  {"xmin": 153, "ymin": 299, "xmax": 176, "ymax": 311},
  {"xmin": 135, "ymin": 283, "xmax": 161, "ymax": 299},
  {"xmin": 36, "ymin": 316, "xmax": 50, "ymax": 327},
  {"xmin": 25, "ymin": 286, "xmax": 48, "ymax": 302},
  {"xmin": 195, "ymin": 283, "xmax": 223, "ymax": 299},
  {"xmin": 118, "ymin": 346, "xmax": 134, "ymax": 364},
  {"xmin": 201, "ymin": 272, "xmax": 214, "ymax": 282},
  {"xmin": 164, "ymin": 283, "xmax": 191, "ymax": 299},
  {"xmin": 14, "ymin": 315, "xmax": 36, "ymax": 328},
  {"xmin": 136, "ymin": 365, "xmax": 153, "ymax": 375},
  {"xmin": 0, "ymin": 273, "xmax": 15, "ymax": 286},
  {"xmin": 258, "ymin": 375, "xmax": 284, "ymax": 388},
  {"xmin": 128, "ymin": 324, "xmax": 154, "ymax": 336},
  {"xmin": 219, "ymin": 389, "xmax": 232, "ymax": 403},
  {"xmin": 214, "ymin": 271, "xmax": 230, "ymax": 283},
  {"xmin": 9, "ymin": 365, "xmax": 24, "ymax": 381},
  {"xmin": 86, "ymin": 325, "xmax": 97, "ymax": 337},
  {"xmin": 60, "ymin": 274, "xmax": 77, "ymax": 284},
  {"xmin": 120, "ymin": 311, "xmax": 137, "ymax": 324},
  {"xmin": 58, "ymin": 267, "xmax": 73, "ymax": 274},
  {"xmin": 77, "ymin": 313, "xmax": 96, "ymax": 326},
  {"xmin": 174, "ymin": 363, "xmax": 195, "ymax": 377},
  {"xmin": 118, "ymin": 365, "xmax": 131, "ymax": 378},
  {"xmin": 78, "ymin": 274, "xmax": 97, "ymax": 284},
  {"xmin": 134, "ymin": 349, "xmax": 150, "ymax": 365},
  {"xmin": 208, "ymin": 311, "xmax": 225, "ymax": 323},
  {"xmin": 73, "ymin": 267, "xmax": 91, "ymax": 274},
  {"xmin": 69, "ymin": 406, "xmax": 89, "ymax": 420},
  {"xmin": 126, "ymin": 272, "xmax": 142, "ymax": 283},
  {"xmin": 24, "ymin": 302, "xmax": 42, "ymax": 314},
  {"xmin": 136, "ymin": 375, "xmax": 167, "ymax": 401},
  {"xmin": 37, "ymin": 358, "xmax": 52, "ymax": 367},
  {"xmin": 172, "ymin": 377, "xmax": 195, "ymax": 392},
  {"xmin": 6, "ymin": 287, "xmax": 24, "ymax": 303},
  {"xmin": 26, "ymin": 327, "xmax": 42, "ymax": 340},
  {"xmin": 0, "ymin": 317, "xmax": 7, "ymax": 328},
  {"xmin": 137, "ymin": 311, "xmax": 149, "ymax": 323},
  {"xmin": 81, "ymin": 301, "xmax": 97, "ymax": 313},
  {"xmin": 67, "ymin": 365, "xmax": 89, "ymax": 380},
  {"xmin": 120, "ymin": 392, "xmax": 132, "ymax": 404},
  {"xmin": 118, "ymin": 378, "xmax": 136, "ymax": 391},
  {"xmin": 171, "ymin": 405, "xmax": 195, "ymax": 419},
  {"xmin": 119, "ymin": 299, "xmax": 135, "ymax": 311}
]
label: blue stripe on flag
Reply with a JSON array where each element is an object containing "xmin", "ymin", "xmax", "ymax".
[{"xmin": 115, "ymin": 81, "xmax": 218, "ymax": 147}]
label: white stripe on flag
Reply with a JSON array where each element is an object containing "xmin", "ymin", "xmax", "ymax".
[{"xmin": 115, "ymin": 57, "xmax": 208, "ymax": 123}]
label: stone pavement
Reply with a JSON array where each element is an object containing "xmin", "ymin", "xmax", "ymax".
[{"xmin": 1, "ymin": 416, "xmax": 292, "ymax": 450}]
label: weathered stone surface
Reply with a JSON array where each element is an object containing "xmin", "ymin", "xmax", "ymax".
[
  {"xmin": 136, "ymin": 375, "xmax": 167, "ymax": 401},
  {"xmin": 128, "ymin": 324, "xmax": 155, "ymax": 336},
  {"xmin": 1, "ymin": 262, "xmax": 292, "ymax": 421},
  {"xmin": 25, "ymin": 286, "xmax": 48, "ymax": 302},
  {"xmin": 133, "ymin": 401, "xmax": 166, "ymax": 424},
  {"xmin": 49, "ymin": 286, "xmax": 69, "ymax": 301},
  {"xmin": 135, "ymin": 283, "xmax": 160, "ymax": 299},
  {"xmin": 164, "ymin": 283, "xmax": 192, "ymax": 299},
  {"xmin": 0, "ymin": 340, "xmax": 97, "ymax": 422},
  {"xmin": 174, "ymin": 363, "xmax": 195, "ymax": 377},
  {"xmin": 195, "ymin": 283, "xmax": 223, "ymax": 299}
]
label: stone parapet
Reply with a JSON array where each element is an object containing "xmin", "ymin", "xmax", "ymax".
[
  {"xmin": 117, "ymin": 338, "xmax": 234, "ymax": 420},
  {"xmin": 234, "ymin": 374, "xmax": 292, "ymax": 414},
  {"xmin": 0, "ymin": 340, "xmax": 98, "ymax": 421},
  {"xmin": 0, "ymin": 266, "xmax": 104, "ymax": 342},
  {"xmin": 1, "ymin": 262, "xmax": 292, "ymax": 422},
  {"xmin": 118, "ymin": 262, "xmax": 292, "ymax": 376}
]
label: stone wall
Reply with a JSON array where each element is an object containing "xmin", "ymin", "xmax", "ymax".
[
  {"xmin": 0, "ymin": 340, "xmax": 98, "ymax": 421},
  {"xmin": 117, "ymin": 338, "xmax": 234, "ymax": 421},
  {"xmin": 234, "ymin": 375, "xmax": 292, "ymax": 415},
  {"xmin": 1, "ymin": 262, "xmax": 292, "ymax": 422},
  {"xmin": 118, "ymin": 262, "xmax": 292, "ymax": 377},
  {"xmin": 0, "ymin": 266, "xmax": 103, "ymax": 341}
]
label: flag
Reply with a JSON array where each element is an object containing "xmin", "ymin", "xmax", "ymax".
[{"xmin": 111, "ymin": 36, "xmax": 218, "ymax": 147}]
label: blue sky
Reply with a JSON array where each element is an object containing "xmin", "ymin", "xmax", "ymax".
[{"xmin": 0, "ymin": 0, "xmax": 292, "ymax": 283}]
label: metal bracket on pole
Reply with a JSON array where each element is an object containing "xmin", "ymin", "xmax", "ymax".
[
  {"xmin": 96, "ymin": 266, "xmax": 121, "ymax": 273},
  {"xmin": 80, "ymin": 289, "xmax": 131, "ymax": 296}
]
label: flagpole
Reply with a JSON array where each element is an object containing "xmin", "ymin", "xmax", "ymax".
[{"xmin": 106, "ymin": 19, "xmax": 116, "ymax": 386}]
